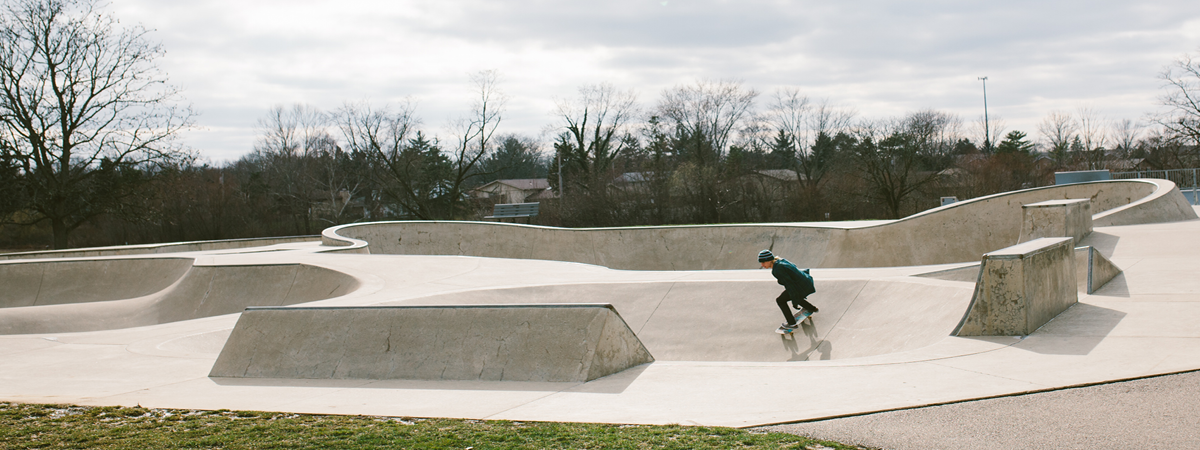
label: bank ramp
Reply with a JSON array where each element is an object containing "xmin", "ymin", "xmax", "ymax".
[
  {"xmin": 389, "ymin": 277, "xmax": 975, "ymax": 362},
  {"xmin": 210, "ymin": 304, "xmax": 653, "ymax": 382},
  {"xmin": 0, "ymin": 258, "xmax": 360, "ymax": 334}
]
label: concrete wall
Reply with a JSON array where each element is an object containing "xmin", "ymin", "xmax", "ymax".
[
  {"xmin": 209, "ymin": 304, "xmax": 653, "ymax": 382},
  {"xmin": 325, "ymin": 180, "xmax": 1169, "ymax": 270},
  {"xmin": 0, "ymin": 263, "xmax": 360, "ymax": 335},
  {"xmin": 0, "ymin": 258, "xmax": 193, "ymax": 308},
  {"xmin": 1018, "ymin": 199, "xmax": 1093, "ymax": 245},
  {"xmin": 955, "ymin": 237, "xmax": 1078, "ymax": 336},
  {"xmin": 1094, "ymin": 180, "xmax": 1198, "ymax": 226},
  {"xmin": 0, "ymin": 236, "xmax": 320, "ymax": 261}
]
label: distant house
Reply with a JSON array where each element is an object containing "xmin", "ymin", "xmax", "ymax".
[
  {"xmin": 752, "ymin": 169, "xmax": 801, "ymax": 183},
  {"xmin": 1105, "ymin": 158, "xmax": 1150, "ymax": 172},
  {"xmin": 471, "ymin": 179, "xmax": 554, "ymax": 204},
  {"xmin": 609, "ymin": 172, "xmax": 655, "ymax": 195},
  {"xmin": 728, "ymin": 169, "xmax": 801, "ymax": 198}
]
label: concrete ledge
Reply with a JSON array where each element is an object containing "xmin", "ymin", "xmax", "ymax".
[
  {"xmin": 1075, "ymin": 246, "xmax": 1121, "ymax": 294},
  {"xmin": 1019, "ymin": 199, "xmax": 1092, "ymax": 245},
  {"xmin": 209, "ymin": 304, "xmax": 654, "ymax": 382},
  {"xmin": 955, "ymin": 237, "xmax": 1078, "ymax": 336}
]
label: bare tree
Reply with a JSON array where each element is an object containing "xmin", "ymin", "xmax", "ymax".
[
  {"xmin": 442, "ymin": 70, "xmax": 506, "ymax": 217},
  {"xmin": 337, "ymin": 101, "xmax": 418, "ymax": 158},
  {"xmin": 339, "ymin": 71, "xmax": 504, "ymax": 222},
  {"xmin": 0, "ymin": 0, "xmax": 193, "ymax": 248},
  {"xmin": 1156, "ymin": 50, "xmax": 1200, "ymax": 148},
  {"xmin": 1039, "ymin": 111, "xmax": 1077, "ymax": 165},
  {"xmin": 971, "ymin": 115, "xmax": 1007, "ymax": 153},
  {"xmin": 336, "ymin": 100, "xmax": 441, "ymax": 219},
  {"xmin": 852, "ymin": 110, "xmax": 960, "ymax": 219},
  {"xmin": 255, "ymin": 104, "xmax": 329, "ymax": 158},
  {"xmin": 1076, "ymin": 106, "xmax": 1108, "ymax": 169},
  {"xmin": 765, "ymin": 88, "xmax": 812, "ymax": 148},
  {"xmin": 1135, "ymin": 127, "xmax": 1200, "ymax": 169},
  {"xmin": 248, "ymin": 104, "xmax": 338, "ymax": 234},
  {"xmin": 551, "ymin": 82, "xmax": 638, "ymax": 196},
  {"xmin": 656, "ymin": 79, "xmax": 758, "ymax": 165},
  {"xmin": 762, "ymin": 90, "xmax": 856, "ymax": 191},
  {"xmin": 1110, "ymin": 118, "xmax": 1143, "ymax": 158},
  {"xmin": 810, "ymin": 99, "xmax": 856, "ymax": 136}
]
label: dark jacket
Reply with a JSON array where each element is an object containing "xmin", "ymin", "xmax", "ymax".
[{"xmin": 771, "ymin": 258, "xmax": 816, "ymax": 299}]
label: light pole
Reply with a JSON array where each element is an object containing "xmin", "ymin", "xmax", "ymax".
[{"xmin": 978, "ymin": 76, "xmax": 990, "ymax": 152}]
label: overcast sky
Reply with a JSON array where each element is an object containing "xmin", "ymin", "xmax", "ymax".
[{"xmin": 111, "ymin": 0, "xmax": 1200, "ymax": 163}]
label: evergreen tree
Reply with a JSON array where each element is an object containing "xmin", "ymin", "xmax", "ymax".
[
  {"xmin": 995, "ymin": 130, "xmax": 1035, "ymax": 155},
  {"xmin": 479, "ymin": 135, "xmax": 546, "ymax": 182},
  {"xmin": 766, "ymin": 129, "xmax": 796, "ymax": 170}
]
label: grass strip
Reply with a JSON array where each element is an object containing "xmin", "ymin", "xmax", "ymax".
[{"xmin": 0, "ymin": 402, "xmax": 862, "ymax": 449}]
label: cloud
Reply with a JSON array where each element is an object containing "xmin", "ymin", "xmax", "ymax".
[
  {"xmin": 110, "ymin": 0, "xmax": 1200, "ymax": 161},
  {"xmin": 410, "ymin": 0, "xmax": 813, "ymax": 49}
]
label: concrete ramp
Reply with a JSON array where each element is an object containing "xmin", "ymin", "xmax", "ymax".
[
  {"xmin": 0, "ymin": 262, "xmax": 359, "ymax": 335},
  {"xmin": 396, "ymin": 279, "xmax": 975, "ymax": 362},
  {"xmin": 0, "ymin": 258, "xmax": 193, "ymax": 308},
  {"xmin": 209, "ymin": 304, "xmax": 653, "ymax": 382},
  {"xmin": 326, "ymin": 179, "xmax": 1193, "ymax": 269}
]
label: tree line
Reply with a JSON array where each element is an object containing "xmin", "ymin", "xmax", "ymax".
[{"xmin": 2, "ymin": 0, "xmax": 1200, "ymax": 250}]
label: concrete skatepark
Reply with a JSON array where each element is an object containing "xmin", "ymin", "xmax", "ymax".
[{"xmin": 2, "ymin": 179, "xmax": 1200, "ymax": 430}]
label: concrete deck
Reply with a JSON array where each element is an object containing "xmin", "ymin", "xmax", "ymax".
[{"xmin": 1, "ymin": 183, "xmax": 1199, "ymax": 428}]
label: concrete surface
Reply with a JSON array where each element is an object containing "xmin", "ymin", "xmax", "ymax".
[
  {"xmin": 389, "ymin": 278, "xmax": 975, "ymax": 362},
  {"xmin": 955, "ymin": 238, "xmax": 1078, "ymax": 336},
  {"xmin": 210, "ymin": 304, "xmax": 653, "ymax": 382},
  {"xmin": 0, "ymin": 182, "xmax": 1198, "ymax": 431},
  {"xmin": 912, "ymin": 263, "xmax": 982, "ymax": 283},
  {"xmin": 1018, "ymin": 198, "xmax": 1092, "ymax": 245}
]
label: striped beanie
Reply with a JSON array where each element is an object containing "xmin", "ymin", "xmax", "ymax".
[{"xmin": 758, "ymin": 249, "xmax": 774, "ymax": 263}]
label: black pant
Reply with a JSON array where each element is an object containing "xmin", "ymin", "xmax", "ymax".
[{"xmin": 776, "ymin": 290, "xmax": 817, "ymax": 326}]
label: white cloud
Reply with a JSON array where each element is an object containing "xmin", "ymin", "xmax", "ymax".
[
  {"xmin": 1183, "ymin": 18, "xmax": 1200, "ymax": 40},
  {"xmin": 109, "ymin": 0, "xmax": 1200, "ymax": 162}
]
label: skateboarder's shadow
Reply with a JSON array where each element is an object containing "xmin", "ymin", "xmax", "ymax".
[{"xmin": 780, "ymin": 320, "xmax": 825, "ymax": 361}]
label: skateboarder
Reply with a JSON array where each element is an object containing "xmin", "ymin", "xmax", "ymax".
[{"xmin": 759, "ymin": 249, "xmax": 819, "ymax": 330}]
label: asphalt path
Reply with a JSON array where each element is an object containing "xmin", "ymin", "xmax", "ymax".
[{"xmin": 759, "ymin": 370, "xmax": 1200, "ymax": 450}]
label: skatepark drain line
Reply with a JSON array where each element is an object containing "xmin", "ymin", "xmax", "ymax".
[
  {"xmin": 635, "ymin": 282, "xmax": 676, "ymax": 335},
  {"xmin": 797, "ymin": 282, "xmax": 871, "ymax": 361}
]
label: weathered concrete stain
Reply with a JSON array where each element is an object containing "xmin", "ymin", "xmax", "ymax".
[{"xmin": 956, "ymin": 237, "xmax": 1078, "ymax": 336}]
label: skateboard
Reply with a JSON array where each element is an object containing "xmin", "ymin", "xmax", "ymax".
[{"xmin": 774, "ymin": 310, "xmax": 814, "ymax": 334}]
